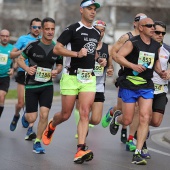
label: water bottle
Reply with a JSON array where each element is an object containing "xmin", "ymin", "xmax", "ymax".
[{"xmin": 132, "ymin": 63, "xmax": 148, "ymax": 76}]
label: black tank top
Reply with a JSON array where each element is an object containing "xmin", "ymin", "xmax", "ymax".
[{"xmin": 118, "ymin": 35, "xmax": 161, "ymax": 90}]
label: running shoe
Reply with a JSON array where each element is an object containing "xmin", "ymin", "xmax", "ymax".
[
  {"xmin": 74, "ymin": 147, "xmax": 93, "ymax": 164},
  {"xmin": 21, "ymin": 111, "xmax": 29, "ymax": 128},
  {"xmin": 141, "ymin": 148, "xmax": 151, "ymax": 159},
  {"xmin": 33, "ymin": 142, "xmax": 45, "ymax": 154},
  {"xmin": 101, "ymin": 107, "xmax": 113, "ymax": 128},
  {"xmin": 126, "ymin": 140, "xmax": 136, "ymax": 152},
  {"xmin": 25, "ymin": 127, "xmax": 36, "ymax": 141},
  {"xmin": 42, "ymin": 119, "xmax": 55, "ymax": 145},
  {"xmin": 109, "ymin": 110, "xmax": 122, "ymax": 135},
  {"xmin": 132, "ymin": 153, "xmax": 147, "ymax": 165},
  {"xmin": 121, "ymin": 128, "xmax": 127, "ymax": 144},
  {"xmin": 10, "ymin": 114, "xmax": 20, "ymax": 131}
]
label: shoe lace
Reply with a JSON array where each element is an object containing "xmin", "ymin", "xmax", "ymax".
[{"xmin": 35, "ymin": 142, "xmax": 41, "ymax": 148}]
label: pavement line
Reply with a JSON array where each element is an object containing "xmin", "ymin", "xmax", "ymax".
[
  {"xmin": 148, "ymin": 147, "xmax": 170, "ymax": 157},
  {"xmin": 150, "ymin": 127, "xmax": 170, "ymax": 132}
]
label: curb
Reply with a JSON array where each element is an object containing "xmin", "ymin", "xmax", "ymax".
[{"xmin": 163, "ymin": 131, "xmax": 170, "ymax": 144}]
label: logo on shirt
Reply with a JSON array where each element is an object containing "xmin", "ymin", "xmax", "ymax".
[
  {"xmin": 52, "ymin": 56, "xmax": 57, "ymax": 60},
  {"xmin": 160, "ymin": 55, "xmax": 168, "ymax": 59},
  {"xmin": 81, "ymin": 33, "xmax": 88, "ymax": 36},
  {"xmin": 33, "ymin": 53, "xmax": 43, "ymax": 58},
  {"xmin": 84, "ymin": 42, "xmax": 96, "ymax": 54}
]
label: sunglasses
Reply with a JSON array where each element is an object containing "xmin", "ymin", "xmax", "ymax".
[
  {"xmin": 142, "ymin": 24, "xmax": 155, "ymax": 28},
  {"xmin": 32, "ymin": 26, "xmax": 41, "ymax": 29},
  {"xmin": 155, "ymin": 31, "xmax": 166, "ymax": 35}
]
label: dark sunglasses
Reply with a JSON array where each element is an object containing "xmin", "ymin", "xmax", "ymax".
[
  {"xmin": 142, "ymin": 24, "xmax": 155, "ymax": 28},
  {"xmin": 155, "ymin": 31, "xmax": 166, "ymax": 35},
  {"xmin": 32, "ymin": 26, "xmax": 41, "ymax": 29}
]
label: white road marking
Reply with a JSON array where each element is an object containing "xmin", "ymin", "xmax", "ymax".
[
  {"xmin": 148, "ymin": 127, "xmax": 170, "ymax": 156},
  {"xmin": 148, "ymin": 147, "xmax": 170, "ymax": 157},
  {"xmin": 150, "ymin": 127, "xmax": 170, "ymax": 132}
]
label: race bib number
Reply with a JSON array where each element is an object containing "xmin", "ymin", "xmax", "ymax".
[
  {"xmin": 94, "ymin": 62, "xmax": 104, "ymax": 76},
  {"xmin": 154, "ymin": 84, "xmax": 164, "ymax": 93},
  {"xmin": 0, "ymin": 53, "xmax": 8, "ymax": 65},
  {"xmin": 138, "ymin": 51, "xmax": 155, "ymax": 69},
  {"xmin": 35, "ymin": 67, "xmax": 51, "ymax": 82},
  {"xmin": 77, "ymin": 68, "xmax": 93, "ymax": 83}
]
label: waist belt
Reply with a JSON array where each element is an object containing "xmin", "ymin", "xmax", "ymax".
[{"xmin": 65, "ymin": 67, "xmax": 95, "ymax": 76}]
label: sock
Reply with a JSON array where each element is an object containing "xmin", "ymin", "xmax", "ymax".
[
  {"xmin": 49, "ymin": 122, "xmax": 56, "ymax": 130},
  {"xmin": 142, "ymin": 141, "xmax": 147, "ymax": 149},
  {"xmin": 128, "ymin": 135, "xmax": 134, "ymax": 141},
  {"xmin": 121, "ymin": 128, "xmax": 127, "ymax": 132},
  {"xmin": 110, "ymin": 108, "xmax": 113, "ymax": 116},
  {"xmin": 115, "ymin": 116, "xmax": 120, "ymax": 125},
  {"xmin": 74, "ymin": 109, "xmax": 80, "ymax": 126},
  {"xmin": 135, "ymin": 149, "xmax": 141, "ymax": 154},
  {"xmin": 0, "ymin": 106, "xmax": 4, "ymax": 117},
  {"xmin": 77, "ymin": 144, "xmax": 85, "ymax": 151},
  {"xmin": 134, "ymin": 131, "xmax": 137, "ymax": 140},
  {"xmin": 34, "ymin": 138, "xmax": 41, "ymax": 144}
]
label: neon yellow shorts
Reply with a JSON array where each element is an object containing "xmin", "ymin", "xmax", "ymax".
[{"xmin": 60, "ymin": 73, "xmax": 96, "ymax": 95}]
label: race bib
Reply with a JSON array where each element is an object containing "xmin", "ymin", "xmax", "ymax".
[
  {"xmin": 35, "ymin": 67, "xmax": 51, "ymax": 82},
  {"xmin": 0, "ymin": 53, "xmax": 8, "ymax": 65},
  {"xmin": 138, "ymin": 51, "xmax": 155, "ymax": 69},
  {"xmin": 93, "ymin": 62, "xmax": 104, "ymax": 76},
  {"xmin": 77, "ymin": 68, "xmax": 93, "ymax": 83},
  {"xmin": 154, "ymin": 84, "xmax": 164, "ymax": 93}
]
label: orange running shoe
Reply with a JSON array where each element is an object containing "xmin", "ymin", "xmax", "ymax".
[
  {"xmin": 74, "ymin": 149, "xmax": 93, "ymax": 164},
  {"xmin": 42, "ymin": 119, "xmax": 55, "ymax": 145}
]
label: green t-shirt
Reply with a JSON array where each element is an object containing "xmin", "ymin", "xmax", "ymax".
[{"xmin": 0, "ymin": 43, "xmax": 13, "ymax": 77}]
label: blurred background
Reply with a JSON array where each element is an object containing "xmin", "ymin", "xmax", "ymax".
[
  {"xmin": 1, "ymin": 0, "xmax": 170, "ymax": 44},
  {"xmin": 1, "ymin": 0, "xmax": 170, "ymax": 82}
]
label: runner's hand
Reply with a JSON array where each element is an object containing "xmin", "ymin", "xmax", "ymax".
[
  {"xmin": 107, "ymin": 68, "xmax": 113, "ymax": 76},
  {"xmin": 98, "ymin": 58, "xmax": 107, "ymax": 67},
  {"xmin": 51, "ymin": 70, "xmax": 58, "ymax": 78},
  {"xmin": 77, "ymin": 48, "xmax": 87, "ymax": 58},
  {"xmin": 132, "ymin": 64, "xmax": 146, "ymax": 73},
  {"xmin": 7, "ymin": 68, "xmax": 14, "ymax": 76},
  {"xmin": 27, "ymin": 65, "xmax": 37, "ymax": 75}
]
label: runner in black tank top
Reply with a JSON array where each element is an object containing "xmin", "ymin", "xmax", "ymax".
[{"xmin": 110, "ymin": 17, "xmax": 167, "ymax": 165}]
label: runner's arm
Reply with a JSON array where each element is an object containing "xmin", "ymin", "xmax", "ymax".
[
  {"xmin": 116, "ymin": 41, "xmax": 146, "ymax": 73},
  {"xmin": 53, "ymin": 42, "xmax": 86, "ymax": 58},
  {"xmin": 111, "ymin": 34, "xmax": 129, "ymax": 61},
  {"xmin": 107, "ymin": 45, "xmax": 114, "ymax": 76},
  {"xmin": 10, "ymin": 48, "xmax": 22, "ymax": 59}
]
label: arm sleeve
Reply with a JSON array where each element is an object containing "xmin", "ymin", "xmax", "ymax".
[
  {"xmin": 21, "ymin": 43, "xmax": 33, "ymax": 59},
  {"xmin": 57, "ymin": 27, "xmax": 73, "ymax": 46},
  {"xmin": 56, "ymin": 55, "xmax": 63, "ymax": 65}
]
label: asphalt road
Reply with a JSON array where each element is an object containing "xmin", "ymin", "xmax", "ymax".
[{"xmin": 0, "ymin": 77, "xmax": 170, "ymax": 170}]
